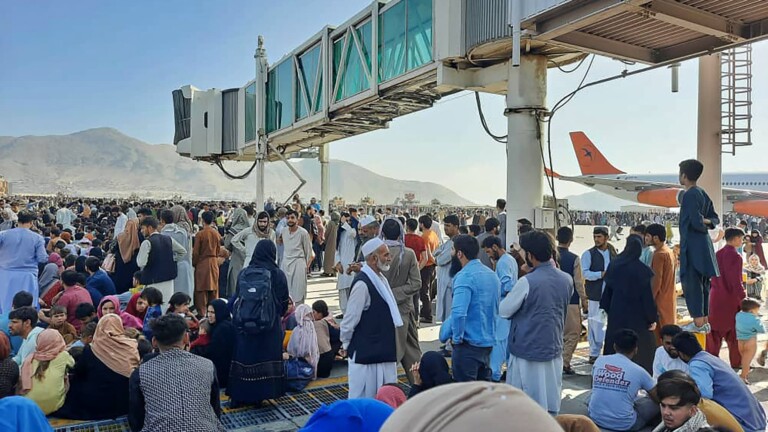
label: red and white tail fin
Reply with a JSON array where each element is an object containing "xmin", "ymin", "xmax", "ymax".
[{"xmin": 569, "ymin": 131, "xmax": 625, "ymax": 176}]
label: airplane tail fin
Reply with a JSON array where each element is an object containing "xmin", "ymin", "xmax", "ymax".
[{"xmin": 569, "ymin": 131, "xmax": 625, "ymax": 175}]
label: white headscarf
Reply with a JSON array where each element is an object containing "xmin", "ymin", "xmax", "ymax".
[{"xmin": 288, "ymin": 304, "xmax": 320, "ymax": 377}]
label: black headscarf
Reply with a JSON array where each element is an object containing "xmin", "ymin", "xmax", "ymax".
[
  {"xmin": 206, "ymin": 298, "xmax": 234, "ymax": 387},
  {"xmin": 245, "ymin": 240, "xmax": 290, "ymax": 318},
  {"xmin": 605, "ymin": 235, "xmax": 653, "ymax": 286},
  {"xmin": 249, "ymin": 239, "xmax": 277, "ymax": 270}
]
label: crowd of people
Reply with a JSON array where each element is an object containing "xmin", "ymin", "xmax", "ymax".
[{"xmin": 0, "ymin": 160, "xmax": 766, "ymax": 432}]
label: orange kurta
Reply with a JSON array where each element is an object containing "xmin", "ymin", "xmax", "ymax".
[
  {"xmin": 651, "ymin": 244, "xmax": 677, "ymax": 333},
  {"xmin": 193, "ymin": 226, "xmax": 221, "ymax": 293}
]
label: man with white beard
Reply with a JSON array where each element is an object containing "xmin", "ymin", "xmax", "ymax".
[{"xmin": 341, "ymin": 238, "xmax": 403, "ymax": 398}]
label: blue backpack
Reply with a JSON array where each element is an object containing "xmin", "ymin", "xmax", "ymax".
[{"xmin": 233, "ymin": 267, "xmax": 275, "ymax": 334}]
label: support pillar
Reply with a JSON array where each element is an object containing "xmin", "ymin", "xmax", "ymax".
[
  {"xmin": 505, "ymin": 55, "xmax": 547, "ymax": 244},
  {"xmin": 319, "ymin": 144, "xmax": 330, "ymax": 212},
  {"xmin": 696, "ymin": 54, "xmax": 723, "ymax": 218},
  {"xmin": 255, "ymin": 141, "xmax": 266, "ymax": 211}
]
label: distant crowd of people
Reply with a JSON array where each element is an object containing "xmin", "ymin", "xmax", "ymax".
[{"xmin": 0, "ymin": 160, "xmax": 766, "ymax": 432}]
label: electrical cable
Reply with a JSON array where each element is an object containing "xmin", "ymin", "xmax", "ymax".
[
  {"xmin": 475, "ymin": 92, "xmax": 507, "ymax": 143},
  {"xmin": 213, "ymin": 156, "xmax": 260, "ymax": 180},
  {"xmin": 547, "ymin": 55, "xmax": 589, "ymax": 74}
]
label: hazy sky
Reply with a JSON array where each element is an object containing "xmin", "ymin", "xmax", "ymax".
[{"xmin": 2, "ymin": 1, "xmax": 767, "ymax": 205}]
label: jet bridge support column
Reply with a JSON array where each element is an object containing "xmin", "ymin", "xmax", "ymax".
[
  {"xmin": 506, "ymin": 55, "xmax": 547, "ymax": 244},
  {"xmin": 320, "ymin": 144, "xmax": 330, "ymax": 212},
  {"xmin": 696, "ymin": 54, "xmax": 723, "ymax": 218}
]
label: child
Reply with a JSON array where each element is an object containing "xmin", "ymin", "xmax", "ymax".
[
  {"xmin": 68, "ymin": 322, "xmax": 97, "ymax": 359},
  {"xmin": 311, "ymin": 300, "xmax": 340, "ymax": 378},
  {"xmin": 744, "ymin": 254, "xmax": 765, "ymax": 300},
  {"xmin": 190, "ymin": 319, "xmax": 211, "ymax": 357},
  {"xmin": 736, "ymin": 298, "xmax": 765, "ymax": 384},
  {"xmin": 75, "ymin": 303, "xmax": 98, "ymax": 328},
  {"xmin": 167, "ymin": 292, "xmax": 199, "ymax": 335},
  {"xmin": 130, "ymin": 271, "xmax": 144, "ymax": 295},
  {"xmin": 49, "ymin": 305, "xmax": 77, "ymax": 345},
  {"xmin": 140, "ymin": 287, "xmax": 163, "ymax": 341}
]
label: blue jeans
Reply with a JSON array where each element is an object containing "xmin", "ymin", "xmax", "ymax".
[{"xmin": 452, "ymin": 343, "xmax": 492, "ymax": 382}]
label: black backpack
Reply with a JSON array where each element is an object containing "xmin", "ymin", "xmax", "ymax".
[{"xmin": 233, "ymin": 267, "xmax": 275, "ymax": 334}]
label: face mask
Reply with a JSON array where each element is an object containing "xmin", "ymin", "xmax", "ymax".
[{"xmin": 449, "ymin": 255, "xmax": 463, "ymax": 278}]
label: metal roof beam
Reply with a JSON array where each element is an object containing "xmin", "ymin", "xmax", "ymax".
[
  {"xmin": 532, "ymin": 0, "xmax": 652, "ymax": 41},
  {"xmin": 635, "ymin": 0, "xmax": 747, "ymax": 42},
  {"xmin": 655, "ymin": 35, "xmax": 728, "ymax": 62},
  {"xmin": 554, "ymin": 31, "xmax": 658, "ymax": 63}
]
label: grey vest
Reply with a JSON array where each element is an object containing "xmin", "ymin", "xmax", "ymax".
[{"xmin": 508, "ymin": 262, "xmax": 572, "ymax": 362}]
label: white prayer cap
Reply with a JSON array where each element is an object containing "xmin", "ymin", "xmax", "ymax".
[
  {"xmin": 360, "ymin": 215, "xmax": 377, "ymax": 227},
  {"xmin": 361, "ymin": 238, "xmax": 385, "ymax": 257}
]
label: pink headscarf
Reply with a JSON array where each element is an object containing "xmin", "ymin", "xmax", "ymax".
[
  {"xmin": 19, "ymin": 329, "xmax": 66, "ymax": 393},
  {"xmin": 376, "ymin": 385, "xmax": 407, "ymax": 409},
  {"xmin": 97, "ymin": 295, "xmax": 143, "ymax": 330},
  {"xmin": 48, "ymin": 253, "xmax": 64, "ymax": 272}
]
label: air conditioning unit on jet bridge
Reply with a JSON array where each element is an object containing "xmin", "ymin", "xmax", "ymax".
[{"xmin": 172, "ymin": 85, "xmax": 249, "ymax": 162}]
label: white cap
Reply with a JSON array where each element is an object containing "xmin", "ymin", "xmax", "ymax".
[
  {"xmin": 361, "ymin": 238, "xmax": 385, "ymax": 257},
  {"xmin": 360, "ymin": 215, "xmax": 377, "ymax": 226}
]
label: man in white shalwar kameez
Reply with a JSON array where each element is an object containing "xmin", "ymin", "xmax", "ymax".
[
  {"xmin": 278, "ymin": 210, "xmax": 313, "ymax": 304},
  {"xmin": 55, "ymin": 204, "xmax": 76, "ymax": 231},
  {"xmin": 334, "ymin": 213, "xmax": 358, "ymax": 313},
  {"xmin": 500, "ymin": 230, "xmax": 572, "ymax": 415},
  {"xmin": 341, "ymin": 238, "xmax": 403, "ymax": 399}
]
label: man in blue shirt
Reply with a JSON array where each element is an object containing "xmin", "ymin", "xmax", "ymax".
[
  {"xmin": 449, "ymin": 234, "xmax": 499, "ymax": 382},
  {"xmin": 589, "ymin": 329, "xmax": 658, "ymax": 431},
  {"xmin": 673, "ymin": 331, "xmax": 766, "ymax": 432},
  {"xmin": 85, "ymin": 256, "xmax": 116, "ymax": 305},
  {"xmin": 481, "ymin": 235, "xmax": 517, "ymax": 382}
]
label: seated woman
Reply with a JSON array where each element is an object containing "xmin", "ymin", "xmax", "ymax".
[
  {"xmin": 18, "ymin": 329, "xmax": 74, "ymax": 415},
  {"xmin": 97, "ymin": 295, "xmax": 143, "ymax": 330},
  {"xmin": 0, "ymin": 332, "xmax": 19, "ymax": 399},
  {"xmin": 282, "ymin": 296, "xmax": 297, "ymax": 350},
  {"xmin": 55, "ymin": 314, "xmax": 140, "ymax": 420},
  {"xmin": 311, "ymin": 300, "xmax": 341, "ymax": 378},
  {"xmin": 204, "ymin": 299, "xmax": 236, "ymax": 389},
  {"xmin": 287, "ymin": 304, "xmax": 319, "ymax": 378}
]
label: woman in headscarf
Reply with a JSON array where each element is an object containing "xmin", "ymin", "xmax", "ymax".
[
  {"xmin": 408, "ymin": 351, "xmax": 453, "ymax": 398},
  {"xmin": 322, "ymin": 211, "xmax": 340, "ymax": 277},
  {"xmin": 97, "ymin": 295, "xmax": 143, "ymax": 330},
  {"xmin": 204, "ymin": 299, "xmax": 236, "ymax": 389},
  {"xmin": 0, "ymin": 397, "xmax": 53, "ymax": 432},
  {"xmin": 223, "ymin": 207, "xmax": 252, "ymax": 299},
  {"xmin": 744, "ymin": 253, "xmax": 765, "ymax": 299},
  {"xmin": 600, "ymin": 235, "xmax": 658, "ymax": 374},
  {"xmin": 37, "ymin": 262, "xmax": 60, "ymax": 298},
  {"xmin": 749, "ymin": 229, "xmax": 767, "ymax": 268},
  {"xmin": 48, "ymin": 252, "xmax": 64, "ymax": 274},
  {"xmin": 111, "ymin": 218, "xmax": 142, "ymax": 293},
  {"xmin": 381, "ymin": 382, "xmax": 562, "ymax": 432},
  {"xmin": 375, "ymin": 384, "xmax": 407, "ymax": 409},
  {"xmin": 18, "ymin": 329, "xmax": 74, "ymax": 414},
  {"xmin": 125, "ymin": 292, "xmax": 149, "ymax": 322},
  {"xmin": 171, "ymin": 205, "xmax": 193, "ymax": 234},
  {"xmin": 227, "ymin": 240, "xmax": 290, "ymax": 406},
  {"xmin": 0, "ymin": 332, "xmax": 19, "ymax": 398},
  {"xmin": 287, "ymin": 303, "xmax": 320, "ymax": 378},
  {"xmin": 55, "ymin": 314, "xmax": 140, "ymax": 420}
]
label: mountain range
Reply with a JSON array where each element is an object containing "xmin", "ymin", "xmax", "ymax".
[{"xmin": 0, "ymin": 128, "xmax": 474, "ymax": 205}]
